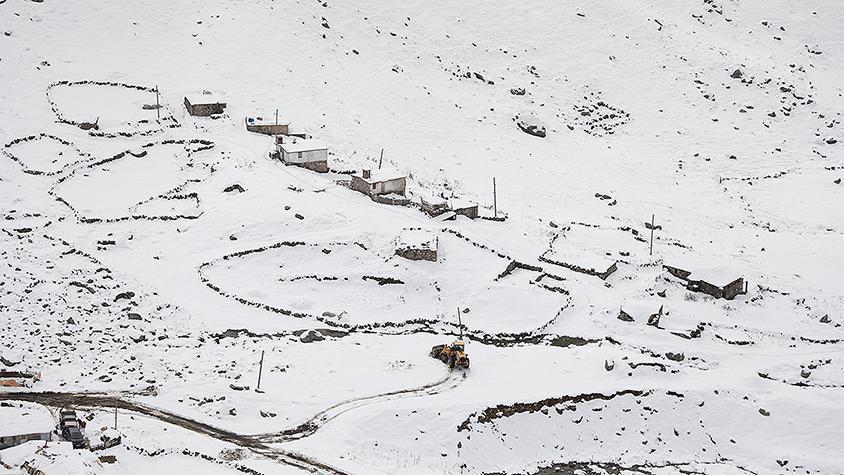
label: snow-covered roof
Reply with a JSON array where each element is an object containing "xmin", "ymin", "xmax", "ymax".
[
  {"xmin": 687, "ymin": 267, "xmax": 742, "ymax": 287},
  {"xmin": 184, "ymin": 92, "xmax": 225, "ymax": 105},
  {"xmin": 353, "ymin": 167, "xmax": 406, "ymax": 183},
  {"xmin": 246, "ymin": 115, "xmax": 289, "ymax": 126},
  {"xmin": 396, "ymin": 229, "xmax": 438, "ymax": 252},
  {"xmin": 417, "ymin": 190, "xmax": 447, "ymax": 206},
  {"xmin": 451, "ymin": 198, "xmax": 477, "ymax": 210},
  {"xmin": 279, "ymin": 138, "xmax": 328, "ymax": 153}
]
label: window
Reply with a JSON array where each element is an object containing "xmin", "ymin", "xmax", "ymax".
[
  {"xmin": 371, "ymin": 183, "xmax": 376, "ymax": 190},
  {"xmin": 298, "ymin": 152, "xmax": 303, "ymax": 159}
]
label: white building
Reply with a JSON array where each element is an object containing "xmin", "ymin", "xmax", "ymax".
[{"xmin": 276, "ymin": 138, "xmax": 329, "ymax": 173}]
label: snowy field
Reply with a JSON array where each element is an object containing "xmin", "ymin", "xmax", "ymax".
[{"xmin": 1, "ymin": 0, "xmax": 843, "ymax": 474}]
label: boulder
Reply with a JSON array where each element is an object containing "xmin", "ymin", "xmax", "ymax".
[
  {"xmin": 300, "ymin": 329, "xmax": 325, "ymax": 343},
  {"xmin": 515, "ymin": 110, "xmax": 546, "ymax": 138}
]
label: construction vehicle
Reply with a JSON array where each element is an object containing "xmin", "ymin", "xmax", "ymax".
[{"xmin": 430, "ymin": 308, "xmax": 470, "ymax": 369}]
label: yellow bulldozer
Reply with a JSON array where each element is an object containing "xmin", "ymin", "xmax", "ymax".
[
  {"xmin": 430, "ymin": 340, "xmax": 469, "ymax": 369},
  {"xmin": 430, "ymin": 308, "xmax": 470, "ymax": 369}
]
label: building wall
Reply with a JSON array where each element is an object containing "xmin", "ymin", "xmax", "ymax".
[
  {"xmin": 396, "ymin": 248, "xmax": 437, "ymax": 262},
  {"xmin": 185, "ymin": 99, "xmax": 226, "ymax": 116},
  {"xmin": 377, "ymin": 177, "xmax": 406, "ymax": 196},
  {"xmin": 454, "ymin": 205, "xmax": 478, "ymax": 219},
  {"xmin": 247, "ymin": 123, "xmax": 289, "ymax": 135},
  {"xmin": 282, "ymin": 148, "xmax": 328, "ymax": 165}
]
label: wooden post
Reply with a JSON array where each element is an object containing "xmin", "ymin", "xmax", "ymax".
[
  {"xmin": 492, "ymin": 177, "xmax": 497, "ymax": 218},
  {"xmin": 457, "ymin": 308, "xmax": 463, "ymax": 340},
  {"xmin": 379, "ymin": 149, "xmax": 384, "ymax": 169},
  {"xmin": 114, "ymin": 406, "xmax": 117, "ymax": 430},
  {"xmin": 155, "ymin": 86, "xmax": 160, "ymax": 120},
  {"xmin": 275, "ymin": 108, "xmax": 278, "ymax": 126},
  {"xmin": 649, "ymin": 214, "xmax": 655, "ymax": 256},
  {"xmin": 257, "ymin": 350, "xmax": 265, "ymax": 390}
]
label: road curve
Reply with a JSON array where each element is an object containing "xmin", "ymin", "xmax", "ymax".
[
  {"xmin": 0, "ymin": 391, "xmax": 346, "ymax": 475},
  {"xmin": 254, "ymin": 368, "xmax": 465, "ymax": 443}
]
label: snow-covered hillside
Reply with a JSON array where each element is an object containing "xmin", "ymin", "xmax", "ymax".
[{"xmin": 1, "ymin": 0, "xmax": 842, "ymax": 473}]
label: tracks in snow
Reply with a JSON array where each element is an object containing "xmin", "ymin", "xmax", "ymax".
[
  {"xmin": 254, "ymin": 368, "xmax": 465, "ymax": 443},
  {"xmin": 0, "ymin": 368, "xmax": 464, "ymax": 474}
]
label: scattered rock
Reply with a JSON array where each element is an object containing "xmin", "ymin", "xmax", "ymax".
[
  {"xmin": 759, "ymin": 408, "xmax": 771, "ymax": 416},
  {"xmin": 665, "ymin": 352, "xmax": 685, "ymax": 362},
  {"xmin": 731, "ymin": 69, "xmax": 743, "ymax": 79},
  {"xmin": 300, "ymin": 329, "xmax": 325, "ymax": 343},
  {"xmin": 515, "ymin": 110, "xmax": 546, "ymax": 138},
  {"xmin": 127, "ymin": 313, "xmax": 142, "ymax": 321},
  {"xmin": 510, "ymin": 87, "xmax": 526, "ymax": 96}
]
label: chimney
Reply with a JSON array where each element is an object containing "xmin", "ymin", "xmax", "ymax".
[{"xmin": 362, "ymin": 169, "xmax": 371, "ymax": 179}]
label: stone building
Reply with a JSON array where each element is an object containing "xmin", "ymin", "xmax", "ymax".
[
  {"xmin": 395, "ymin": 229, "xmax": 438, "ymax": 262},
  {"xmin": 664, "ymin": 263, "xmax": 746, "ymax": 300},
  {"xmin": 184, "ymin": 92, "xmax": 226, "ymax": 116},
  {"xmin": 245, "ymin": 115, "xmax": 289, "ymax": 135},
  {"xmin": 351, "ymin": 168, "xmax": 406, "ymax": 197}
]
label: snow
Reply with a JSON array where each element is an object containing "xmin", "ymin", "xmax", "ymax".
[
  {"xmin": 185, "ymin": 92, "xmax": 226, "ymax": 105},
  {"xmin": 246, "ymin": 115, "xmax": 289, "ymax": 127},
  {"xmin": 395, "ymin": 229, "xmax": 437, "ymax": 252},
  {"xmin": 353, "ymin": 167, "xmax": 405, "ymax": 183},
  {"xmin": 278, "ymin": 138, "xmax": 328, "ymax": 153},
  {"xmin": 1, "ymin": 0, "xmax": 843, "ymax": 473},
  {"xmin": 0, "ymin": 402, "xmax": 54, "ymax": 437},
  {"xmin": 687, "ymin": 267, "xmax": 743, "ymax": 287}
]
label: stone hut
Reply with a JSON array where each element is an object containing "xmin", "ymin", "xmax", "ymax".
[
  {"xmin": 351, "ymin": 168, "xmax": 406, "ymax": 197},
  {"xmin": 686, "ymin": 269, "xmax": 746, "ymax": 300},
  {"xmin": 395, "ymin": 229, "xmax": 438, "ymax": 262},
  {"xmin": 245, "ymin": 115, "xmax": 289, "ymax": 135},
  {"xmin": 184, "ymin": 92, "xmax": 226, "ymax": 116}
]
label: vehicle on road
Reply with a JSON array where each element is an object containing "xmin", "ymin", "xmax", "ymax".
[{"xmin": 58, "ymin": 409, "xmax": 86, "ymax": 449}]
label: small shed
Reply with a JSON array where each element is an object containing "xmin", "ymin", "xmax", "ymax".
[
  {"xmin": 276, "ymin": 138, "xmax": 329, "ymax": 173},
  {"xmin": 395, "ymin": 229, "xmax": 438, "ymax": 262},
  {"xmin": 351, "ymin": 168, "xmax": 406, "ymax": 197},
  {"xmin": 419, "ymin": 192, "xmax": 449, "ymax": 217},
  {"xmin": 184, "ymin": 92, "xmax": 226, "ymax": 116},
  {"xmin": 451, "ymin": 199, "xmax": 479, "ymax": 219},
  {"xmin": 246, "ymin": 116, "xmax": 289, "ymax": 135},
  {"xmin": 686, "ymin": 268, "xmax": 746, "ymax": 300}
]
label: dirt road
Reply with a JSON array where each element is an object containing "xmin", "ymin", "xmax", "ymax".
[{"xmin": 0, "ymin": 391, "xmax": 346, "ymax": 474}]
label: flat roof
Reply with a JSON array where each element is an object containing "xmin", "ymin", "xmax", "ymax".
[
  {"xmin": 353, "ymin": 167, "xmax": 406, "ymax": 183},
  {"xmin": 687, "ymin": 267, "xmax": 742, "ymax": 288},
  {"xmin": 279, "ymin": 138, "xmax": 328, "ymax": 153},
  {"xmin": 246, "ymin": 116, "xmax": 290, "ymax": 126},
  {"xmin": 185, "ymin": 92, "xmax": 225, "ymax": 105}
]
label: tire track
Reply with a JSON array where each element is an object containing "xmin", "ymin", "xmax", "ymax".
[
  {"xmin": 0, "ymin": 391, "xmax": 346, "ymax": 474},
  {"xmin": 254, "ymin": 368, "xmax": 465, "ymax": 443}
]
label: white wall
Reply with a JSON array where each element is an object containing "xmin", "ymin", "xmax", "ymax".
[{"xmin": 281, "ymin": 148, "xmax": 327, "ymax": 164}]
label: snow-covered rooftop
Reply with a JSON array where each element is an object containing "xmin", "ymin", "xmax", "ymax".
[
  {"xmin": 246, "ymin": 115, "xmax": 289, "ymax": 126},
  {"xmin": 278, "ymin": 138, "xmax": 328, "ymax": 153},
  {"xmin": 184, "ymin": 92, "xmax": 225, "ymax": 105},
  {"xmin": 687, "ymin": 267, "xmax": 743, "ymax": 288},
  {"xmin": 353, "ymin": 167, "xmax": 406, "ymax": 183},
  {"xmin": 396, "ymin": 229, "xmax": 438, "ymax": 252}
]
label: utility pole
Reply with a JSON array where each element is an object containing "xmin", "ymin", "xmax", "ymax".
[
  {"xmin": 275, "ymin": 108, "xmax": 279, "ymax": 126},
  {"xmin": 155, "ymin": 86, "xmax": 160, "ymax": 120},
  {"xmin": 114, "ymin": 406, "xmax": 117, "ymax": 430},
  {"xmin": 457, "ymin": 307, "xmax": 463, "ymax": 340},
  {"xmin": 256, "ymin": 350, "xmax": 265, "ymax": 391},
  {"xmin": 379, "ymin": 148, "xmax": 384, "ymax": 169},
  {"xmin": 644, "ymin": 214, "xmax": 662, "ymax": 256},
  {"xmin": 492, "ymin": 177, "xmax": 497, "ymax": 218}
]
